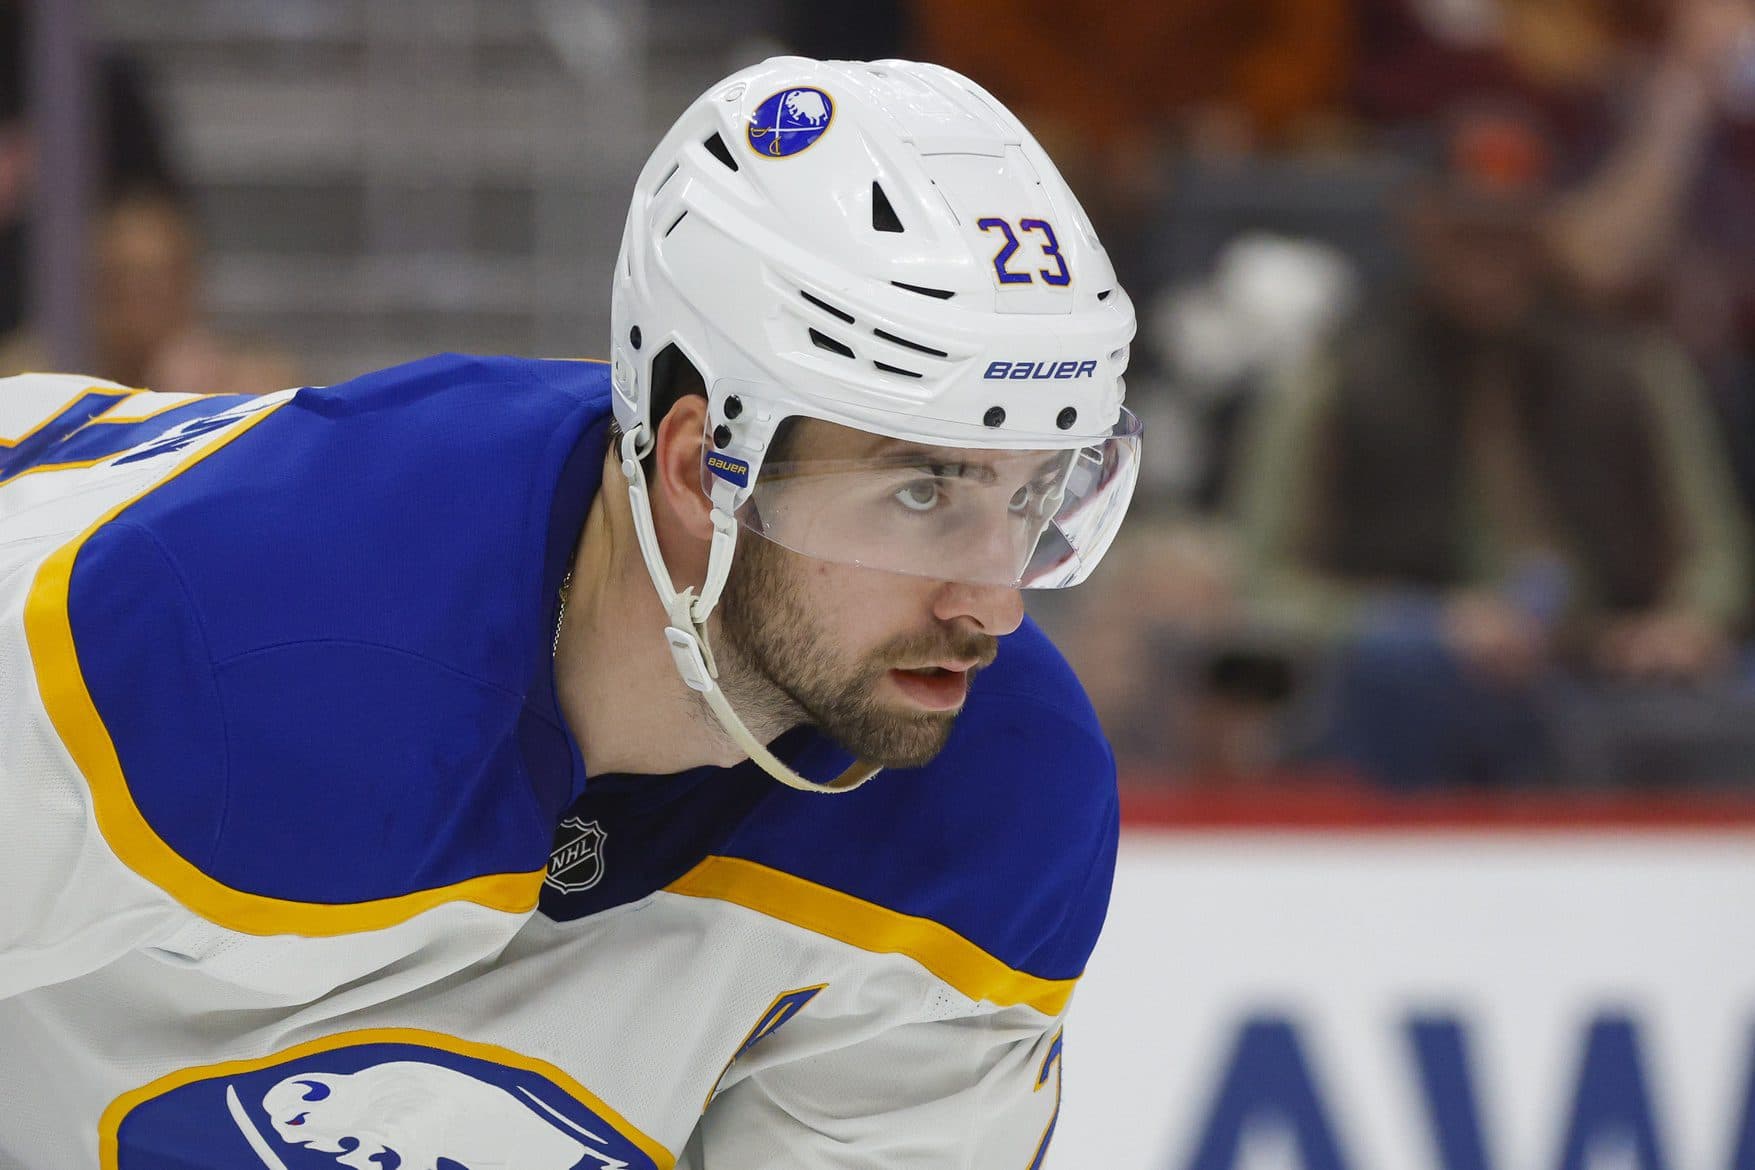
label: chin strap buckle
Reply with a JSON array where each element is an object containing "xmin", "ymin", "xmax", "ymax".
[{"xmin": 664, "ymin": 625, "xmax": 716, "ymax": 693}]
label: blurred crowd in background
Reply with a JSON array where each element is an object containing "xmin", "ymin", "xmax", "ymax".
[{"xmin": 8, "ymin": 0, "xmax": 1755, "ymax": 794}]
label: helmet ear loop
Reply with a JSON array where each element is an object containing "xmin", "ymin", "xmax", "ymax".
[
  {"xmin": 618, "ymin": 428, "xmax": 701, "ymax": 638},
  {"xmin": 633, "ymin": 430, "xmax": 657, "ymax": 464},
  {"xmin": 626, "ymin": 416, "xmax": 656, "ymax": 464},
  {"xmin": 686, "ymin": 463, "xmax": 740, "ymax": 608}
]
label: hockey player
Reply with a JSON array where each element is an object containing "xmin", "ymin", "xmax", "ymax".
[{"xmin": 0, "ymin": 58, "xmax": 1139, "ymax": 1167}]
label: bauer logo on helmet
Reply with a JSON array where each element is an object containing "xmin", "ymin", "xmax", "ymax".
[{"xmin": 983, "ymin": 360, "xmax": 1100, "ymax": 381}]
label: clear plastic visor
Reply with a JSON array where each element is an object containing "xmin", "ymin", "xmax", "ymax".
[{"xmin": 706, "ymin": 409, "xmax": 1142, "ymax": 589}]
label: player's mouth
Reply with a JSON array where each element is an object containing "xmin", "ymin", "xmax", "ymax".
[{"xmin": 886, "ymin": 662, "xmax": 977, "ymax": 711}]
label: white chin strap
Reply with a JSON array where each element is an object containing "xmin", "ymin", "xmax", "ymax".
[{"xmin": 618, "ymin": 429, "xmax": 879, "ymax": 794}]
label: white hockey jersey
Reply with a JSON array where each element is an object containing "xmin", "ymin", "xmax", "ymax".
[{"xmin": 0, "ymin": 355, "xmax": 1119, "ymax": 1168}]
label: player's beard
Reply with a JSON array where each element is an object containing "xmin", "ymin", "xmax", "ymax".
[{"xmin": 716, "ymin": 534, "xmax": 997, "ymax": 769}]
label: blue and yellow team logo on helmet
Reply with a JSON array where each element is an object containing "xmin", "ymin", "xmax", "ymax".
[{"xmin": 747, "ymin": 87, "xmax": 833, "ymax": 158}]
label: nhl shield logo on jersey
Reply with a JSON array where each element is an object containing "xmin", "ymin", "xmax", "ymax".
[
  {"xmin": 546, "ymin": 816, "xmax": 608, "ymax": 894},
  {"xmin": 746, "ymin": 86, "xmax": 833, "ymax": 157},
  {"xmin": 100, "ymin": 1029, "xmax": 664, "ymax": 1170}
]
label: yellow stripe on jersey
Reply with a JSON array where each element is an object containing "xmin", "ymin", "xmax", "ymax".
[
  {"xmin": 94, "ymin": 391, "xmax": 213, "ymax": 423},
  {"xmin": 97, "ymin": 1027, "xmax": 676, "ymax": 1170},
  {"xmin": 666, "ymin": 856, "xmax": 1078, "ymax": 1016},
  {"xmin": 0, "ymin": 385, "xmax": 129, "ymax": 446},
  {"xmin": 0, "ymin": 449, "xmax": 151, "ymax": 486},
  {"xmin": 1, "ymin": 391, "xmax": 257, "ymax": 487},
  {"xmin": 22, "ymin": 399, "xmax": 546, "ymax": 936}
]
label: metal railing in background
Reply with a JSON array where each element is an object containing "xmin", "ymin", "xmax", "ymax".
[
  {"xmin": 30, "ymin": 0, "xmax": 93, "ymax": 372},
  {"xmin": 80, "ymin": 0, "xmax": 773, "ymax": 384}
]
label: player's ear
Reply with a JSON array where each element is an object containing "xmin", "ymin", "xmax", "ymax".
[{"xmin": 652, "ymin": 394, "xmax": 715, "ymax": 541}]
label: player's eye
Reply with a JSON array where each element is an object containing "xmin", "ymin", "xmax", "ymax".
[{"xmin": 894, "ymin": 479, "xmax": 942, "ymax": 512}]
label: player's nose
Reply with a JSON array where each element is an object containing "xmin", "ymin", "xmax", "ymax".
[{"xmin": 932, "ymin": 579, "xmax": 1025, "ymax": 637}]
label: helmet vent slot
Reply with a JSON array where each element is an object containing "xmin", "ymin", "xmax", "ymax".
[
  {"xmin": 703, "ymin": 132, "xmax": 739, "ymax": 172},
  {"xmin": 801, "ymin": 291, "xmax": 855, "ymax": 325},
  {"xmin": 871, "ymin": 182, "xmax": 904, "ymax": 233},
  {"xmin": 874, "ymin": 361, "xmax": 922, "ymax": 379},
  {"xmin": 664, "ymin": 210, "xmax": 689, "ymax": 238},
  {"xmin": 654, "ymin": 162, "xmax": 680, "ymax": 194},
  {"xmin": 891, "ymin": 280, "xmax": 955, "ymax": 300},
  {"xmin": 809, "ymin": 329, "xmax": 856, "ymax": 359},
  {"xmin": 873, "ymin": 329, "xmax": 946, "ymax": 359},
  {"xmin": 1097, "ymin": 288, "xmax": 1113, "ymax": 301}
]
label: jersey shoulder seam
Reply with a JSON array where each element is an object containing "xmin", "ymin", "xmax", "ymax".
[{"xmin": 102, "ymin": 518, "xmax": 235, "ymax": 869}]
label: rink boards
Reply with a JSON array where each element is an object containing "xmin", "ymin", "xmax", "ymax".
[{"xmin": 1052, "ymin": 796, "xmax": 1755, "ymax": 1170}]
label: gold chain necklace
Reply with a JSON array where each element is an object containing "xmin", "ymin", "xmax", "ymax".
[{"xmin": 552, "ymin": 570, "xmax": 573, "ymax": 658}]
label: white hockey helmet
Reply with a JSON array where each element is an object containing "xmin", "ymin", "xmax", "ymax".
[{"xmin": 607, "ymin": 57, "xmax": 1141, "ymax": 791}]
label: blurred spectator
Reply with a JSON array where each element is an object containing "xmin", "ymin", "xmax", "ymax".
[
  {"xmin": 0, "ymin": 0, "xmax": 183, "ymax": 337},
  {"xmin": 914, "ymin": 0, "xmax": 1351, "ymax": 156},
  {"xmin": 1354, "ymin": 0, "xmax": 1646, "ymax": 132},
  {"xmin": 1233, "ymin": 106, "xmax": 1754, "ymax": 788},
  {"xmin": 1539, "ymin": 0, "xmax": 1755, "ymax": 323},
  {"xmin": 0, "ymin": 192, "xmax": 298, "ymax": 394},
  {"xmin": 1147, "ymin": 233, "xmax": 1361, "ymax": 508},
  {"xmin": 1544, "ymin": 0, "xmax": 1755, "ymax": 536},
  {"xmin": 1037, "ymin": 513, "xmax": 1323, "ymax": 783},
  {"xmin": 1357, "ymin": 0, "xmax": 1755, "ymax": 532},
  {"xmin": 912, "ymin": 0, "xmax": 1352, "ymax": 296}
]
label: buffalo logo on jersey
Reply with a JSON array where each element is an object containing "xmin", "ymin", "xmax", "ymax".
[
  {"xmin": 102, "ymin": 1032, "xmax": 661, "ymax": 1170},
  {"xmin": 747, "ymin": 87, "xmax": 833, "ymax": 157},
  {"xmin": 546, "ymin": 816, "xmax": 608, "ymax": 895}
]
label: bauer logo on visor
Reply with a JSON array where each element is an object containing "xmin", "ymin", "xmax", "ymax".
[
  {"xmin": 747, "ymin": 87, "xmax": 833, "ymax": 158},
  {"xmin": 706, "ymin": 452, "xmax": 751, "ymax": 486}
]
